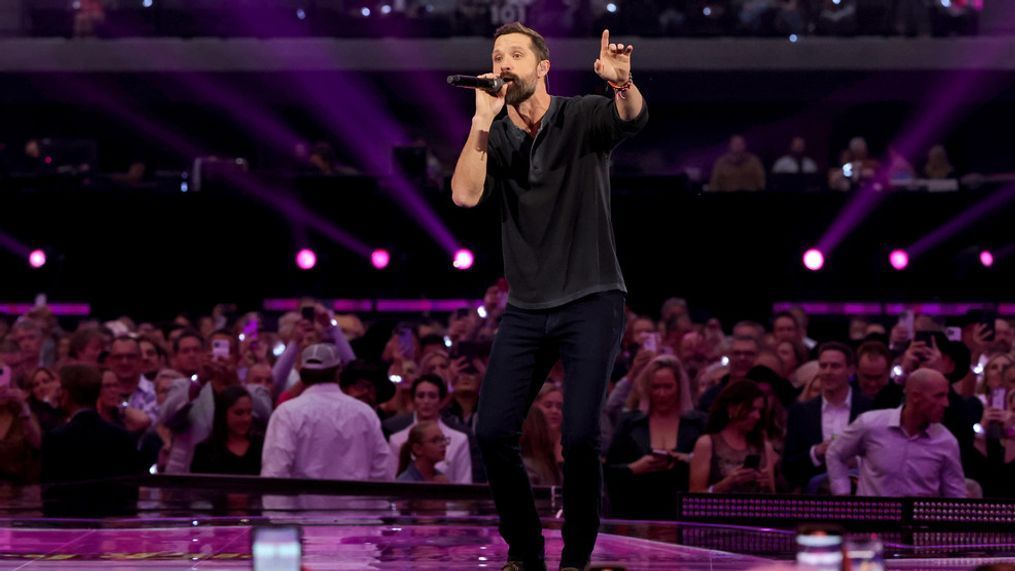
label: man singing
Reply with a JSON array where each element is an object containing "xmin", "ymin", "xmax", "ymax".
[{"xmin": 451, "ymin": 22, "xmax": 648, "ymax": 571}]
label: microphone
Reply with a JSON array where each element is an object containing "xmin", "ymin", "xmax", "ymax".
[{"xmin": 447, "ymin": 75, "xmax": 505, "ymax": 94}]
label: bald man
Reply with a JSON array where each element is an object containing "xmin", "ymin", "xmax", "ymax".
[{"xmin": 827, "ymin": 369, "xmax": 966, "ymax": 497}]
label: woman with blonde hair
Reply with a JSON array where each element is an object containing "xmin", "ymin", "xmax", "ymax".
[
  {"xmin": 977, "ymin": 353, "xmax": 1013, "ymax": 408},
  {"xmin": 520, "ymin": 405, "xmax": 562, "ymax": 486},
  {"xmin": 605, "ymin": 355, "xmax": 705, "ymax": 518},
  {"xmin": 534, "ymin": 383, "xmax": 564, "ymax": 467}
]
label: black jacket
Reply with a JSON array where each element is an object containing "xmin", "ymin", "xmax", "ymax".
[
  {"xmin": 784, "ymin": 391, "xmax": 873, "ymax": 490},
  {"xmin": 41, "ymin": 409, "xmax": 143, "ymax": 516},
  {"xmin": 604, "ymin": 410, "xmax": 705, "ymax": 519}
]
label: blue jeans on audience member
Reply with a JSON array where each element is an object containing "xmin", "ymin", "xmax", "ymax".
[{"xmin": 476, "ymin": 290, "xmax": 626, "ymax": 570}]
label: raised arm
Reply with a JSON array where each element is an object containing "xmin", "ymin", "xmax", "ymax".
[{"xmin": 594, "ymin": 29, "xmax": 644, "ymax": 121}]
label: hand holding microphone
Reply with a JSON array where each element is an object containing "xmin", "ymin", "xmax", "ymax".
[
  {"xmin": 451, "ymin": 73, "xmax": 508, "ymax": 124},
  {"xmin": 447, "ymin": 74, "xmax": 506, "ymax": 94}
]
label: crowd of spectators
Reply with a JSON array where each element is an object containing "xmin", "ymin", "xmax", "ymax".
[
  {"xmin": 0, "ymin": 284, "xmax": 1012, "ymax": 518},
  {"xmin": 31, "ymin": 0, "xmax": 982, "ymax": 39},
  {"xmin": 707, "ymin": 134, "xmax": 963, "ymax": 192},
  {"xmin": 4, "ymin": 132, "xmax": 981, "ymax": 194}
]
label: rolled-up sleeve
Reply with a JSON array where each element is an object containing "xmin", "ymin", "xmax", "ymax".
[
  {"xmin": 939, "ymin": 438, "xmax": 967, "ymax": 498},
  {"xmin": 827, "ymin": 415, "xmax": 865, "ymax": 496}
]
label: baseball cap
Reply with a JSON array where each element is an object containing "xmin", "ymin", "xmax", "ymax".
[{"xmin": 300, "ymin": 343, "xmax": 341, "ymax": 370}]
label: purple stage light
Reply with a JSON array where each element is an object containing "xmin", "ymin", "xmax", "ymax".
[
  {"xmin": 803, "ymin": 249, "xmax": 824, "ymax": 271},
  {"xmin": 296, "ymin": 248, "xmax": 317, "ymax": 270},
  {"xmin": 28, "ymin": 250, "xmax": 46, "ymax": 269},
  {"xmin": 889, "ymin": 249, "xmax": 909, "ymax": 271},
  {"xmin": 980, "ymin": 250, "xmax": 994, "ymax": 268},
  {"xmin": 453, "ymin": 249, "xmax": 474, "ymax": 271},
  {"xmin": 371, "ymin": 249, "xmax": 390, "ymax": 270}
]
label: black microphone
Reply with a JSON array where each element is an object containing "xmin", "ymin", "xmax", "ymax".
[{"xmin": 447, "ymin": 75, "xmax": 505, "ymax": 94}]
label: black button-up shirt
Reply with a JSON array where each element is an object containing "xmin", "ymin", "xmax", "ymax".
[{"xmin": 482, "ymin": 94, "xmax": 649, "ymax": 310}]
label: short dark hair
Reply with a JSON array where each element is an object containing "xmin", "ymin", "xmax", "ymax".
[
  {"xmin": 772, "ymin": 311, "xmax": 799, "ymax": 329},
  {"xmin": 817, "ymin": 341, "xmax": 855, "ymax": 367},
  {"xmin": 58, "ymin": 365, "xmax": 102, "ymax": 408},
  {"xmin": 138, "ymin": 335, "xmax": 168, "ymax": 361},
  {"xmin": 172, "ymin": 329, "xmax": 205, "ymax": 354},
  {"xmin": 68, "ymin": 328, "xmax": 105, "ymax": 359},
  {"xmin": 494, "ymin": 22, "xmax": 550, "ymax": 64},
  {"xmin": 111, "ymin": 335, "xmax": 140, "ymax": 352},
  {"xmin": 418, "ymin": 334, "xmax": 446, "ymax": 352},
  {"xmin": 856, "ymin": 341, "xmax": 890, "ymax": 363},
  {"xmin": 412, "ymin": 373, "xmax": 448, "ymax": 400},
  {"xmin": 339, "ymin": 360, "xmax": 384, "ymax": 389},
  {"xmin": 300, "ymin": 366, "xmax": 340, "ymax": 386}
]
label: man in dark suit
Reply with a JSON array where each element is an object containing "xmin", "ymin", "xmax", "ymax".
[
  {"xmin": 785, "ymin": 342, "xmax": 873, "ymax": 492},
  {"xmin": 42, "ymin": 365, "xmax": 142, "ymax": 517}
]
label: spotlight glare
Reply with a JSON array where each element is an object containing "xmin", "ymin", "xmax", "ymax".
[
  {"xmin": 371, "ymin": 249, "xmax": 391, "ymax": 270},
  {"xmin": 28, "ymin": 249, "xmax": 47, "ymax": 269},
  {"xmin": 802, "ymin": 249, "xmax": 824, "ymax": 271},
  {"xmin": 381, "ymin": 4, "xmax": 392, "ymax": 14},
  {"xmin": 296, "ymin": 248, "xmax": 317, "ymax": 271},
  {"xmin": 142, "ymin": 0, "xmax": 153, "ymax": 7},
  {"xmin": 453, "ymin": 249, "xmax": 475, "ymax": 271},
  {"xmin": 979, "ymin": 250, "xmax": 994, "ymax": 268},
  {"xmin": 296, "ymin": 8, "xmax": 306, "ymax": 19},
  {"xmin": 361, "ymin": 7, "xmax": 371, "ymax": 16},
  {"xmin": 789, "ymin": 34, "xmax": 799, "ymax": 43},
  {"xmin": 889, "ymin": 249, "xmax": 909, "ymax": 271},
  {"xmin": 606, "ymin": 3, "xmax": 617, "ymax": 12},
  {"xmin": 703, "ymin": 6, "xmax": 712, "ymax": 16}
]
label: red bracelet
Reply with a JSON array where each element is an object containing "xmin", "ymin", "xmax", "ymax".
[{"xmin": 608, "ymin": 76, "xmax": 633, "ymax": 92}]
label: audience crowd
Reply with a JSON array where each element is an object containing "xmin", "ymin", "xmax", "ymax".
[
  {"xmin": 48, "ymin": 0, "xmax": 982, "ymax": 39},
  {"xmin": 1, "ymin": 283, "xmax": 1012, "ymax": 518}
]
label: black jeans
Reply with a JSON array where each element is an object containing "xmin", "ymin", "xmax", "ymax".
[{"xmin": 476, "ymin": 290, "xmax": 626, "ymax": 569}]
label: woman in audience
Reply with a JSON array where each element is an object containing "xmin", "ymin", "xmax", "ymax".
[
  {"xmin": 775, "ymin": 339, "xmax": 808, "ymax": 386},
  {"xmin": 388, "ymin": 375, "xmax": 472, "ymax": 483},
  {"xmin": 396, "ymin": 420, "xmax": 449, "ymax": 482},
  {"xmin": 977, "ymin": 353, "xmax": 1013, "ymax": 408},
  {"xmin": 520, "ymin": 405, "xmax": 561, "ymax": 486},
  {"xmin": 0, "ymin": 382, "xmax": 42, "ymax": 484},
  {"xmin": 690, "ymin": 380, "xmax": 777, "ymax": 494},
  {"xmin": 190, "ymin": 385, "xmax": 263, "ymax": 475},
  {"xmin": 972, "ymin": 388, "xmax": 1015, "ymax": 497},
  {"xmin": 27, "ymin": 367, "xmax": 65, "ymax": 432},
  {"xmin": 534, "ymin": 383, "xmax": 564, "ymax": 468},
  {"xmin": 797, "ymin": 363, "xmax": 822, "ymax": 401},
  {"xmin": 605, "ymin": 355, "xmax": 704, "ymax": 518}
]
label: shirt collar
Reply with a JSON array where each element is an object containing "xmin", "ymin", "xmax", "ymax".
[
  {"xmin": 504, "ymin": 96, "xmax": 560, "ymax": 137},
  {"xmin": 890, "ymin": 405, "xmax": 936, "ymax": 438},
  {"xmin": 821, "ymin": 386, "xmax": 852, "ymax": 412},
  {"xmin": 303, "ymin": 383, "xmax": 343, "ymax": 395}
]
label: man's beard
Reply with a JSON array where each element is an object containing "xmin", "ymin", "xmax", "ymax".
[{"xmin": 504, "ymin": 74, "xmax": 537, "ymax": 106}]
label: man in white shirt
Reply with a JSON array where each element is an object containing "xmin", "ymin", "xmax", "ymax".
[
  {"xmin": 388, "ymin": 374, "xmax": 472, "ymax": 483},
  {"xmin": 261, "ymin": 343, "xmax": 390, "ymax": 481},
  {"xmin": 772, "ymin": 136, "xmax": 818, "ymax": 175},
  {"xmin": 785, "ymin": 342, "xmax": 872, "ymax": 491},
  {"xmin": 827, "ymin": 369, "xmax": 966, "ymax": 497}
]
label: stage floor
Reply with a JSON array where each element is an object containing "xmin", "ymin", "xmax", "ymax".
[
  {"xmin": 2, "ymin": 483, "xmax": 1013, "ymax": 570},
  {"xmin": 1, "ymin": 516, "xmax": 1014, "ymax": 570}
]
